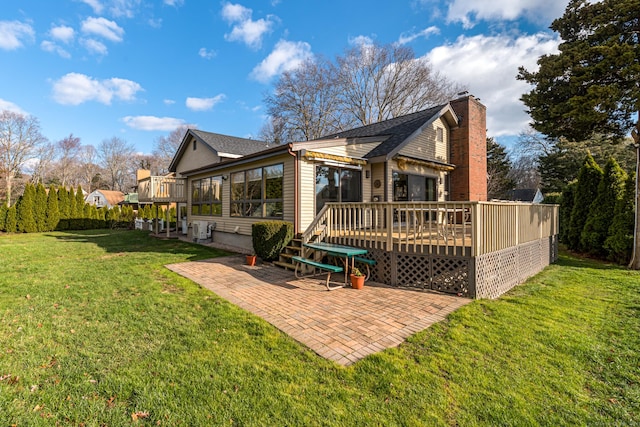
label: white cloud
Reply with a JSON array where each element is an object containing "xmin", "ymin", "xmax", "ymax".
[
  {"xmin": 79, "ymin": 0, "xmax": 104, "ymax": 14},
  {"xmin": 198, "ymin": 47, "xmax": 216, "ymax": 59},
  {"xmin": 81, "ymin": 17, "xmax": 124, "ymax": 42},
  {"xmin": 0, "ymin": 21, "xmax": 35, "ymax": 50},
  {"xmin": 163, "ymin": 99, "xmax": 175, "ymax": 105},
  {"xmin": 186, "ymin": 95, "xmax": 226, "ymax": 111},
  {"xmin": 82, "ymin": 38, "xmax": 108, "ymax": 55},
  {"xmin": 426, "ymin": 33, "xmax": 560, "ymax": 136},
  {"xmin": 0, "ymin": 98, "xmax": 27, "ymax": 115},
  {"xmin": 122, "ymin": 115, "xmax": 185, "ymax": 131},
  {"xmin": 348, "ymin": 35, "xmax": 374, "ymax": 47},
  {"xmin": 41, "ymin": 40, "xmax": 71, "ymax": 58},
  {"xmin": 398, "ymin": 26, "xmax": 440, "ymax": 45},
  {"xmin": 444, "ymin": 0, "xmax": 570, "ymax": 29},
  {"xmin": 251, "ymin": 39, "xmax": 313, "ymax": 83},
  {"xmin": 221, "ymin": 2, "xmax": 275, "ymax": 49},
  {"xmin": 50, "ymin": 25, "xmax": 75, "ymax": 43},
  {"xmin": 164, "ymin": 0, "xmax": 184, "ymax": 6},
  {"xmin": 52, "ymin": 72, "xmax": 143, "ymax": 105}
]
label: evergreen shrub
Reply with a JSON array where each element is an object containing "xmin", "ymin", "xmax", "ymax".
[{"xmin": 252, "ymin": 220, "xmax": 294, "ymax": 261}]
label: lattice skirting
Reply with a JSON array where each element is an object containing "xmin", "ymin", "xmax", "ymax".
[
  {"xmin": 360, "ymin": 248, "xmax": 474, "ymax": 297},
  {"xmin": 474, "ymin": 236, "xmax": 558, "ymax": 299},
  {"xmin": 331, "ymin": 236, "xmax": 557, "ymax": 299}
]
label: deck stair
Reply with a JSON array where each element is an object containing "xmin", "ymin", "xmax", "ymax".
[{"xmin": 273, "ymin": 227, "xmax": 325, "ymax": 272}]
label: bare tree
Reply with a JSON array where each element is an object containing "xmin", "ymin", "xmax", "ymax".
[
  {"xmin": 153, "ymin": 125, "xmax": 191, "ymax": 173},
  {"xmin": 98, "ymin": 137, "xmax": 135, "ymax": 192},
  {"xmin": 335, "ymin": 42, "xmax": 464, "ymax": 126},
  {"xmin": 77, "ymin": 144, "xmax": 102, "ymax": 192},
  {"xmin": 25, "ymin": 141, "xmax": 56, "ymax": 185},
  {"xmin": 53, "ymin": 134, "xmax": 82, "ymax": 188},
  {"xmin": 264, "ymin": 57, "xmax": 345, "ymax": 142},
  {"xmin": 258, "ymin": 115, "xmax": 288, "ymax": 145},
  {"xmin": 0, "ymin": 110, "xmax": 48, "ymax": 206}
]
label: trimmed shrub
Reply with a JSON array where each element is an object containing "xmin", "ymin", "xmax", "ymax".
[
  {"xmin": 252, "ymin": 220, "xmax": 294, "ymax": 261},
  {"xmin": 581, "ymin": 157, "xmax": 627, "ymax": 256},
  {"xmin": 567, "ymin": 153, "xmax": 602, "ymax": 252},
  {"xmin": 605, "ymin": 172, "xmax": 636, "ymax": 264}
]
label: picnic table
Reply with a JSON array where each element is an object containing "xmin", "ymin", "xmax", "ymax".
[{"xmin": 304, "ymin": 241, "xmax": 368, "ymax": 286}]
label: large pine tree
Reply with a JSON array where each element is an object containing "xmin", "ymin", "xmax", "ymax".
[{"xmin": 518, "ymin": 0, "xmax": 640, "ymax": 268}]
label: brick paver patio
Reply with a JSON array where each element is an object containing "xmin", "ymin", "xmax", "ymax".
[{"xmin": 166, "ymin": 255, "xmax": 471, "ymax": 365}]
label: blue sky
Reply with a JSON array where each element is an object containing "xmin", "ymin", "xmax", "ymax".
[{"xmin": 1, "ymin": 0, "xmax": 569, "ymax": 155}]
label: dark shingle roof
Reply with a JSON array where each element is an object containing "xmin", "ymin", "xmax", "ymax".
[
  {"xmin": 191, "ymin": 129, "xmax": 269, "ymax": 156},
  {"xmin": 317, "ymin": 105, "xmax": 446, "ymax": 158}
]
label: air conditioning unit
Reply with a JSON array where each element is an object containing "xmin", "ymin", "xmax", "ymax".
[{"xmin": 193, "ymin": 221, "xmax": 215, "ymax": 241}]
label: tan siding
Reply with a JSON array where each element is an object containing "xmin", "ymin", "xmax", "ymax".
[
  {"xmin": 175, "ymin": 137, "xmax": 220, "ymax": 176},
  {"xmin": 398, "ymin": 117, "xmax": 449, "ymax": 163},
  {"xmin": 188, "ymin": 153, "xmax": 293, "ymax": 236},
  {"xmin": 313, "ymin": 141, "xmax": 380, "ymax": 158},
  {"xmin": 299, "ymin": 158, "xmax": 316, "ymax": 231},
  {"xmin": 362, "ymin": 165, "xmax": 372, "ymax": 202},
  {"xmin": 371, "ymin": 163, "xmax": 386, "ymax": 201}
]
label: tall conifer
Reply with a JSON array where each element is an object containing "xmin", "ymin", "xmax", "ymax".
[
  {"xmin": 45, "ymin": 186, "xmax": 60, "ymax": 231},
  {"xmin": 567, "ymin": 153, "xmax": 602, "ymax": 252},
  {"xmin": 35, "ymin": 183, "xmax": 47, "ymax": 232}
]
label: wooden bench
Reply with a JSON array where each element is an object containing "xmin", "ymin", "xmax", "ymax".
[{"xmin": 291, "ymin": 256, "xmax": 344, "ymax": 291}]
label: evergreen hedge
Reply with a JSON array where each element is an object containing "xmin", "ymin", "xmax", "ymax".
[{"xmin": 580, "ymin": 157, "xmax": 627, "ymax": 256}]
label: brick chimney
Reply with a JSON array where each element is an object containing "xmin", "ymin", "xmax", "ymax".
[{"xmin": 449, "ymin": 95, "xmax": 487, "ymax": 201}]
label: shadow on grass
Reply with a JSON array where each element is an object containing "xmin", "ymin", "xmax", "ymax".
[
  {"xmin": 45, "ymin": 229, "xmax": 229, "ymax": 261},
  {"xmin": 556, "ymin": 250, "xmax": 627, "ymax": 271}
]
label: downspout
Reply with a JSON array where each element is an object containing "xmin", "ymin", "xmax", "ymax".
[{"xmin": 287, "ymin": 144, "xmax": 299, "ymax": 235}]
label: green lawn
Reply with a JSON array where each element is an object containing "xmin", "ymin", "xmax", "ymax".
[{"xmin": 1, "ymin": 230, "xmax": 638, "ymax": 426}]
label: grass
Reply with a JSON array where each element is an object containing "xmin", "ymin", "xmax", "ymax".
[{"xmin": 1, "ymin": 230, "xmax": 638, "ymax": 426}]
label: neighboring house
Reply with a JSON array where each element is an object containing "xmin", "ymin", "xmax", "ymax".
[
  {"xmin": 85, "ymin": 189, "xmax": 125, "ymax": 209},
  {"xmin": 139, "ymin": 94, "xmax": 559, "ymax": 299},
  {"xmin": 508, "ymin": 188, "xmax": 544, "ymax": 204}
]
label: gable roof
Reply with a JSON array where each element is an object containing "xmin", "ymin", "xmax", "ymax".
[
  {"xmin": 91, "ymin": 190, "xmax": 125, "ymax": 206},
  {"xmin": 315, "ymin": 104, "xmax": 457, "ymax": 159},
  {"xmin": 169, "ymin": 129, "xmax": 270, "ymax": 172}
]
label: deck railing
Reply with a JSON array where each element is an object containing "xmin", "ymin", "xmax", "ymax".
[
  {"xmin": 302, "ymin": 201, "xmax": 558, "ymax": 257},
  {"xmin": 137, "ymin": 176, "xmax": 187, "ymax": 203}
]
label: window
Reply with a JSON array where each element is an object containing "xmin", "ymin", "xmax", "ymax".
[
  {"xmin": 436, "ymin": 127, "xmax": 444, "ymax": 142},
  {"xmin": 231, "ymin": 164, "xmax": 283, "ymax": 218},
  {"xmin": 191, "ymin": 176, "xmax": 222, "ymax": 216},
  {"xmin": 192, "ymin": 139, "xmax": 197, "ymax": 150},
  {"xmin": 392, "ymin": 172, "xmax": 437, "ymax": 202},
  {"xmin": 315, "ymin": 165, "xmax": 362, "ymax": 214}
]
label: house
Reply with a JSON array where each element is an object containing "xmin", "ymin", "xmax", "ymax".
[
  {"xmin": 508, "ymin": 188, "xmax": 544, "ymax": 204},
  {"xmin": 85, "ymin": 189, "xmax": 125, "ymax": 209},
  {"xmin": 140, "ymin": 94, "xmax": 558, "ymax": 299}
]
